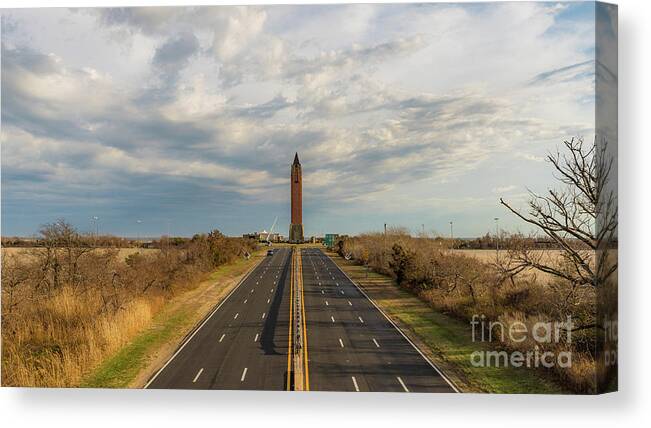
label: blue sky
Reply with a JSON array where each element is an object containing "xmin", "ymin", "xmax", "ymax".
[{"xmin": 1, "ymin": 2, "xmax": 600, "ymax": 238}]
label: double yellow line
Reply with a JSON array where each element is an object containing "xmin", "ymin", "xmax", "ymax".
[
  {"xmin": 286, "ymin": 247, "xmax": 309, "ymax": 391},
  {"xmin": 299, "ymin": 249, "xmax": 310, "ymax": 390}
]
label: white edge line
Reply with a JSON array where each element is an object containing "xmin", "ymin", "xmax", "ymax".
[
  {"xmin": 144, "ymin": 253, "xmax": 267, "ymax": 388},
  {"xmin": 351, "ymin": 376, "xmax": 360, "ymax": 392},
  {"xmin": 322, "ymin": 249, "xmax": 460, "ymax": 393}
]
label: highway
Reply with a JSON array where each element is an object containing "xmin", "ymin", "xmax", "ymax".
[
  {"xmin": 146, "ymin": 248, "xmax": 292, "ymax": 390},
  {"xmin": 302, "ymin": 248, "xmax": 456, "ymax": 392},
  {"xmin": 145, "ymin": 246, "xmax": 456, "ymax": 392}
]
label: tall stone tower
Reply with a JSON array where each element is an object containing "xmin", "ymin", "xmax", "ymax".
[{"xmin": 289, "ymin": 152, "xmax": 304, "ymax": 243}]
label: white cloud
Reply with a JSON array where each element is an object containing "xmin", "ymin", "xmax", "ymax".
[{"xmin": 1, "ymin": 3, "xmax": 597, "ymax": 236}]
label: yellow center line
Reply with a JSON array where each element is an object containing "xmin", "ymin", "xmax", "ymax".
[
  {"xmin": 286, "ymin": 250, "xmax": 294, "ymax": 391},
  {"xmin": 299, "ymin": 249, "xmax": 310, "ymax": 391}
]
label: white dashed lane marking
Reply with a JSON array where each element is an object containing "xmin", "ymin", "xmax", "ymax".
[
  {"xmin": 192, "ymin": 368, "xmax": 204, "ymax": 383},
  {"xmin": 397, "ymin": 377, "xmax": 409, "ymax": 392},
  {"xmin": 351, "ymin": 376, "xmax": 360, "ymax": 392}
]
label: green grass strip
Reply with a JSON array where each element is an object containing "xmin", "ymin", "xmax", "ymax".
[{"xmin": 81, "ymin": 310, "xmax": 192, "ymax": 388}]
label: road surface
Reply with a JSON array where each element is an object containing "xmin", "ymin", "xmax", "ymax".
[
  {"xmin": 145, "ymin": 247, "xmax": 456, "ymax": 392},
  {"xmin": 301, "ymin": 248, "xmax": 456, "ymax": 392},
  {"xmin": 146, "ymin": 248, "xmax": 292, "ymax": 390}
]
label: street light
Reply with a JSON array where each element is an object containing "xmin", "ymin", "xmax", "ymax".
[
  {"xmin": 92, "ymin": 216, "xmax": 99, "ymax": 245},
  {"xmin": 449, "ymin": 221, "xmax": 454, "ymax": 249}
]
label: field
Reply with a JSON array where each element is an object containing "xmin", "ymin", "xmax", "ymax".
[
  {"xmin": 2, "ymin": 247, "xmax": 160, "ymax": 261},
  {"xmin": 453, "ymin": 249, "xmax": 563, "ymax": 284}
]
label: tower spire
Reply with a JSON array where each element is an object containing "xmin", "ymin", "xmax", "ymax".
[{"xmin": 289, "ymin": 153, "xmax": 304, "ymax": 243}]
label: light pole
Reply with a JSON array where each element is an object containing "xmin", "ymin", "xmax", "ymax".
[
  {"xmin": 92, "ymin": 216, "xmax": 99, "ymax": 246},
  {"xmin": 494, "ymin": 217, "xmax": 500, "ymax": 257},
  {"xmin": 383, "ymin": 223, "xmax": 387, "ymax": 265},
  {"xmin": 449, "ymin": 221, "xmax": 454, "ymax": 247}
]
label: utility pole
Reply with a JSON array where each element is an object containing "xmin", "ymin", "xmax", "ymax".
[
  {"xmin": 384, "ymin": 222, "xmax": 387, "ymax": 245},
  {"xmin": 494, "ymin": 217, "xmax": 500, "ymax": 258}
]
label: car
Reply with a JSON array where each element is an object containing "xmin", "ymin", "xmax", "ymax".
[{"xmin": 266, "ymin": 249, "xmax": 275, "ymax": 256}]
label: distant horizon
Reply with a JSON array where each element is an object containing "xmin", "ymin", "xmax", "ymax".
[{"xmin": 2, "ymin": 3, "xmax": 599, "ymax": 238}]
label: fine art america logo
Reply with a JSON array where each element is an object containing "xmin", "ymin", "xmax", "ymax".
[{"xmin": 469, "ymin": 315, "xmax": 573, "ymax": 368}]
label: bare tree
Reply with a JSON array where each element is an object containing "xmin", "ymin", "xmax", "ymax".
[
  {"xmin": 500, "ymin": 137, "xmax": 617, "ymax": 292},
  {"xmin": 31, "ymin": 219, "xmax": 93, "ymax": 294}
]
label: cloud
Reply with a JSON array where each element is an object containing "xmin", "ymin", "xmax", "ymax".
[
  {"xmin": 492, "ymin": 185, "xmax": 517, "ymax": 194},
  {"xmin": 2, "ymin": 3, "xmax": 597, "ymax": 236},
  {"xmin": 152, "ymin": 32, "xmax": 199, "ymax": 70},
  {"xmin": 530, "ymin": 60, "xmax": 595, "ymax": 85}
]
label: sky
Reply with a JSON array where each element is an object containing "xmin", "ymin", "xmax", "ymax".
[{"xmin": 1, "ymin": 2, "xmax": 603, "ymax": 238}]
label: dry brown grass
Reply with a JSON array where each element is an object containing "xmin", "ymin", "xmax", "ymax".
[
  {"xmin": 1, "ymin": 222, "xmax": 255, "ymax": 387},
  {"xmin": 3, "ymin": 287, "xmax": 156, "ymax": 387},
  {"xmin": 452, "ymin": 249, "xmax": 576, "ymax": 284}
]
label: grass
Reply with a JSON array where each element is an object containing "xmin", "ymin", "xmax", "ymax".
[
  {"xmin": 81, "ymin": 310, "xmax": 190, "ymax": 388},
  {"xmin": 327, "ymin": 251, "xmax": 567, "ymax": 394},
  {"xmin": 79, "ymin": 251, "xmax": 264, "ymax": 388}
]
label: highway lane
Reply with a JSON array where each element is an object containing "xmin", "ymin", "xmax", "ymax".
[
  {"xmin": 302, "ymin": 248, "xmax": 456, "ymax": 393},
  {"xmin": 146, "ymin": 247, "xmax": 292, "ymax": 390}
]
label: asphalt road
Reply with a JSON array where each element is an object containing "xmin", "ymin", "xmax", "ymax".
[
  {"xmin": 146, "ymin": 247, "xmax": 292, "ymax": 390},
  {"xmin": 146, "ymin": 246, "xmax": 456, "ymax": 392},
  {"xmin": 301, "ymin": 248, "xmax": 456, "ymax": 392}
]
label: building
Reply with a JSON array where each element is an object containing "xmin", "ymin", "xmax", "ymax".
[
  {"xmin": 243, "ymin": 231, "xmax": 285, "ymax": 243},
  {"xmin": 289, "ymin": 153, "xmax": 304, "ymax": 243}
]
